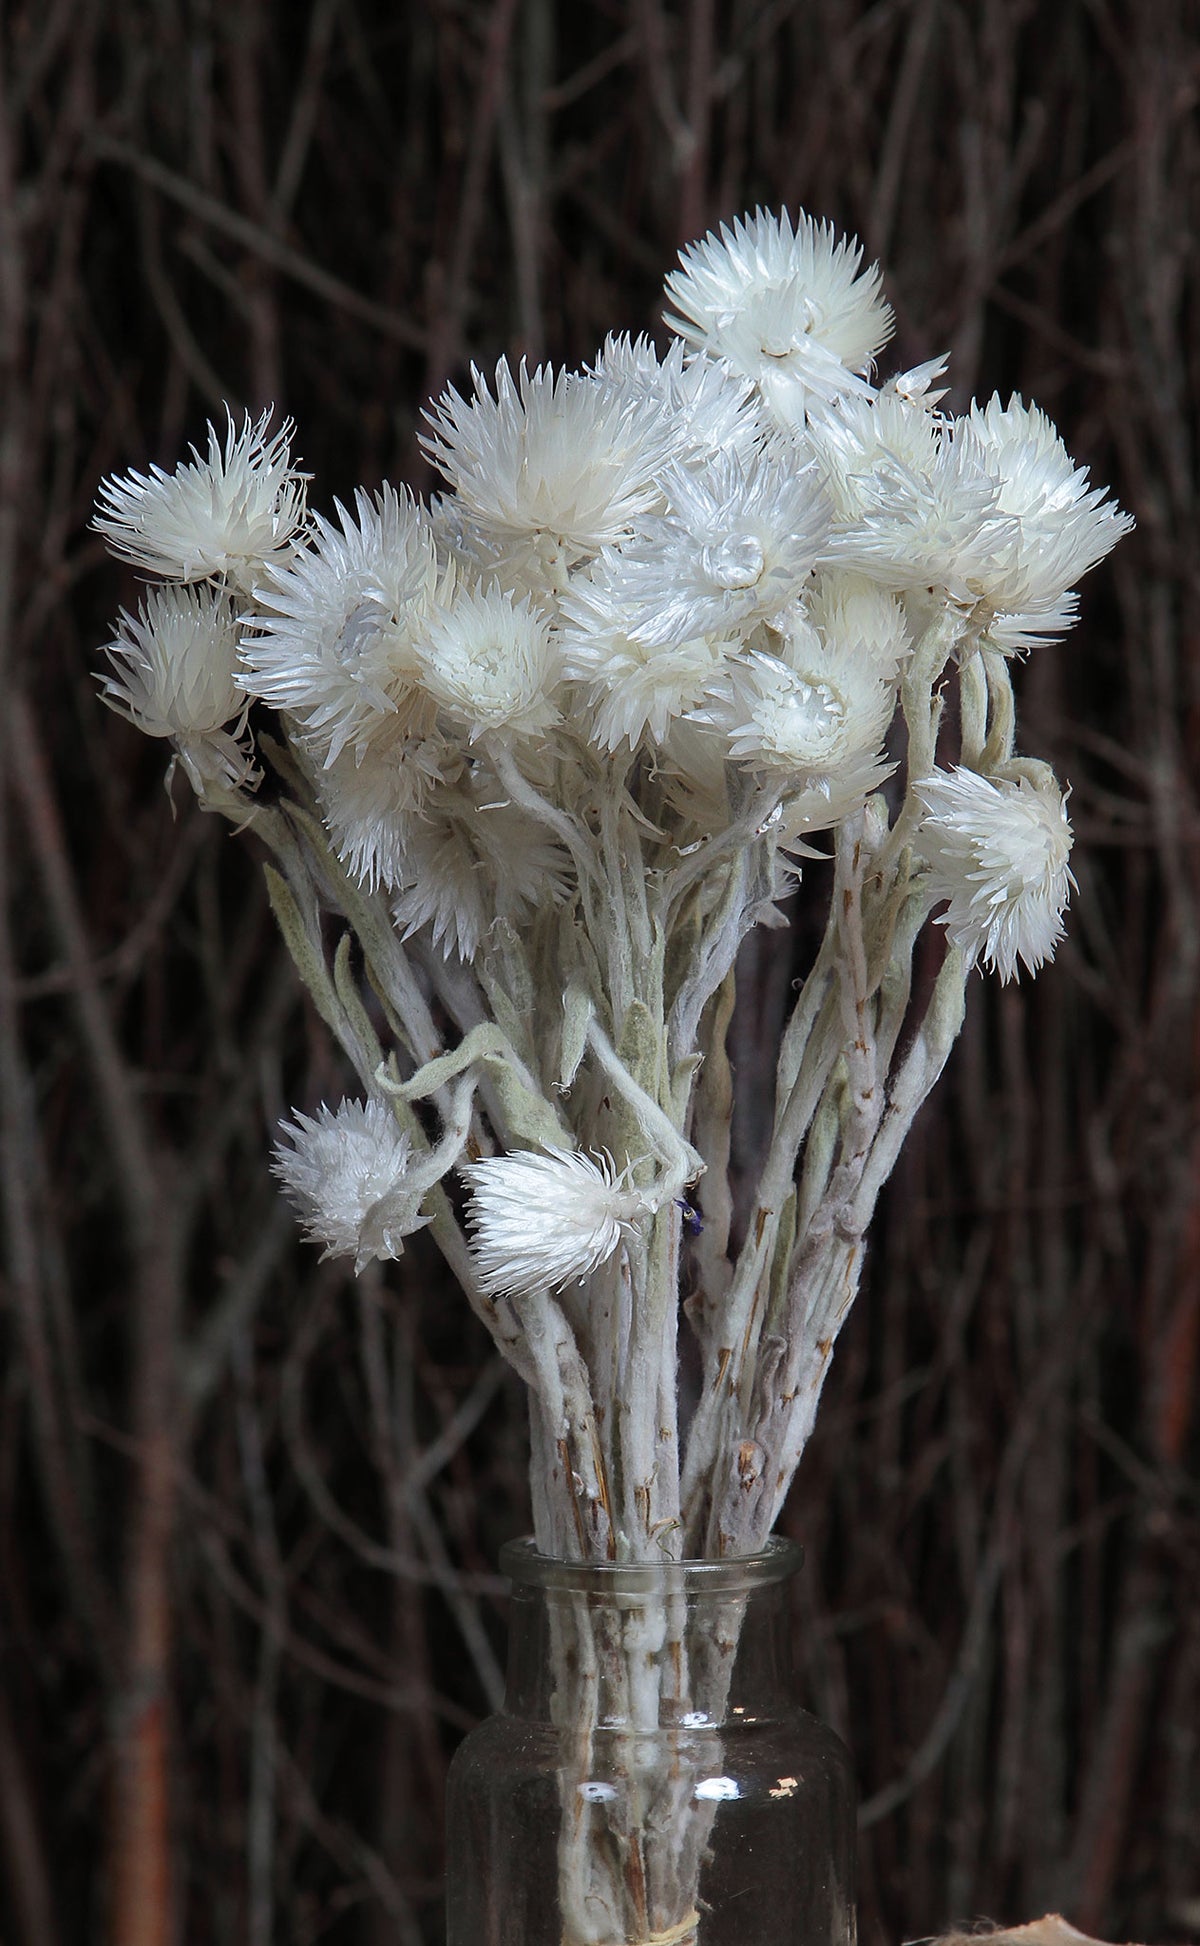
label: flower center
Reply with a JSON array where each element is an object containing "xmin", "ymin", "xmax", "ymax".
[
  {"xmin": 339, "ymin": 599, "xmax": 385, "ymax": 667},
  {"xmin": 702, "ymin": 534, "xmax": 765, "ymax": 590},
  {"xmin": 778, "ymin": 678, "xmax": 844, "ymax": 757}
]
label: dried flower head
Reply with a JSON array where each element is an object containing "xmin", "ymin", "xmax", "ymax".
[
  {"xmin": 414, "ymin": 582, "xmax": 560, "ymax": 741},
  {"xmin": 701, "ymin": 604, "xmax": 896, "ymax": 811},
  {"xmin": 967, "ymin": 395, "xmax": 1135, "ymax": 646},
  {"xmin": 239, "ymin": 485, "xmax": 442, "ymax": 764},
  {"xmin": 590, "ymin": 334, "xmax": 762, "ymax": 468},
  {"xmin": 465, "ymin": 1148, "xmax": 653, "ymax": 1300},
  {"xmin": 391, "ymin": 767, "xmax": 570, "ymax": 960},
  {"xmin": 421, "ymin": 359, "xmax": 671, "ymax": 563},
  {"xmin": 100, "ymin": 584, "xmax": 258, "ymax": 798},
  {"xmin": 272, "ymin": 1098, "xmax": 429, "ymax": 1273},
  {"xmin": 815, "ymin": 403, "xmax": 1012, "ymax": 598},
  {"xmin": 665, "ymin": 208, "xmax": 894, "ymax": 425},
  {"xmin": 94, "ymin": 409, "xmax": 307, "ymax": 593},
  {"xmin": 917, "ymin": 766, "xmax": 1075, "ymax": 982},
  {"xmin": 102, "ymin": 584, "xmax": 244, "ymax": 739},
  {"xmin": 560, "ymin": 608, "xmax": 726, "ymax": 754},
  {"xmin": 315, "ymin": 712, "xmax": 456, "ymax": 891},
  {"xmin": 573, "ymin": 446, "xmax": 831, "ymax": 650}
]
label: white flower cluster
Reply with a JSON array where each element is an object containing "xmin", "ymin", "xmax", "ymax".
[{"xmin": 94, "ymin": 206, "xmax": 1130, "ymax": 1292}]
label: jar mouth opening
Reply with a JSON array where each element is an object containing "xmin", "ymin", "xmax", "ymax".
[{"xmin": 500, "ymin": 1535, "xmax": 802, "ymax": 1594}]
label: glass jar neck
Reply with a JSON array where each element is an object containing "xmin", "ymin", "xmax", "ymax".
[{"xmin": 500, "ymin": 1539, "xmax": 801, "ymax": 1728}]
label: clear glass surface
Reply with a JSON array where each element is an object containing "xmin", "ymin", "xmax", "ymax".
[{"xmin": 446, "ymin": 1540, "xmax": 856, "ymax": 1946}]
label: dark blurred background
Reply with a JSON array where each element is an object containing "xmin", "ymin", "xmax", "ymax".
[{"xmin": 3, "ymin": 2, "xmax": 1198, "ymax": 1942}]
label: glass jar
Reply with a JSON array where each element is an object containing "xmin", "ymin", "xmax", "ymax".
[{"xmin": 446, "ymin": 1538, "xmax": 856, "ymax": 1946}]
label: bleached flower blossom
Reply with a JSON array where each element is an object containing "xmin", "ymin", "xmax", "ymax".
[
  {"xmin": 665, "ymin": 208, "xmax": 894, "ymax": 426},
  {"xmin": 589, "ymin": 334, "xmax": 762, "ymax": 468},
  {"xmin": 316, "ymin": 713, "xmax": 456, "ymax": 891},
  {"xmin": 809, "ymin": 386, "xmax": 945, "ymax": 524},
  {"xmin": 465, "ymin": 1148, "xmax": 653, "ymax": 1300},
  {"xmin": 701, "ymin": 605, "xmax": 896, "ymax": 816},
  {"xmin": 94, "ymin": 409, "xmax": 307, "ymax": 593},
  {"xmin": 100, "ymin": 584, "xmax": 258, "ymax": 795},
  {"xmin": 415, "ymin": 582, "xmax": 560, "ymax": 741},
  {"xmin": 239, "ymin": 485, "xmax": 443, "ymax": 764},
  {"xmin": 560, "ymin": 610, "xmax": 726, "ymax": 753},
  {"xmin": 570, "ymin": 446, "xmax": 831, "ymax": 650},
  {"xmin": 391, "ymin": 767, "xmax": 571, "ymax": 960},
  {"xmin": 421, "ymin": 359, "xmax": 672, "ymax": 565},
  {"xmin": 102, "ymin": 584, "xmax": 243, "ymax": 738},
  {"xmin": 272, "ymin": 1098, "xmax": 429, "ymax": 1272},
  {"xmin": 707, "ymin": 649, "xmax": 892, "ymax": 817},
  {"xmin": 814, "ymin": 401, "xmax": 1013, "ymax": 597},
  {"xmin": 916, "ymin": 766, "xmax": 1075, "ymax": 982},
  {"xmin": 965, "ymin": 395, "xmax": 1135, "ymax": 646},
  {"xmin": 803, "ymin": 571, "xmax": 910, "ymax": 672}
]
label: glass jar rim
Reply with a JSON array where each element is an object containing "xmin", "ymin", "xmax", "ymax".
[{"xmin": 500, "ymin": 1534, "xmax": 802, "ymax": 1594}]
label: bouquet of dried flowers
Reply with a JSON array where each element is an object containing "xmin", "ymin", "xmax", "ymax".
[{"xmin": 95, "ymin": 208, "xmax": 1129, "ymax": 1945}]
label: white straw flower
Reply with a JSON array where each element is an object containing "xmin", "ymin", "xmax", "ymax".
[
  {"xmin": 573, "ymin": 446, "xmax": 831, "ymax": 650},
  {"xmin": 272, "ymin": 1098, "xmax": 429, "ymax": 1272},
  {"xmin": 701, "ymin": 607, "xmax": 896, "ymax": 814},
  {"xmin": 916, "ymin": 766, "xmax": 1075, "ymax": 982},
  {"xmin": 239, "ymin": 485, "xmax": 443, "ymax": 764},
  {"xmin": 94, "ymin": 409, "xmax": 307, "ymax": 593},
  {"xmin": 391, "ymin": 768, "xmax": 571, "ymax": 960},
  {"xmin": 100, "ymin": 584, "xmax": 259, "ymax": 796},
  {"xmin": 560, "ymin": 604, "xmax": 726, "ymax": 754},
  {"xmin": 664, "ymin": 208, "xmax": 894, "ymax": 426},
  {"xmin": 414, "ymin": 582, "xmax": 560, "ymax": 741},
  {"xmin": 316, "ymin": 712, "xmax": 456, "ymax": 891},
  {"xmin": 809, "ymin": 386, "xmax": 945, "ymax": 524},
  {"xmin": 465, "ymin": 1148, "xmax": 653, "ymax": 1300},
  {"xmin": 589, "ymin": 334, "xmax": 763, "ymax": 467},
  {"xmin": 965, "ymin": 395, "xmax": 1134, "ymax": 646},
  {"xmin": 804, "ymin": 571, "xmax": 910, "ymax": 674},
  {"xmin": 102, "ymin": 584, "xmax": 244, "ymax": 738},
  {"xmin": 814, "ymin": 400, "xmax": 1013, "ymax": 597},
  {"xmin": 420, "ymin": 358, "xmax": 672, "ymax": 564}
]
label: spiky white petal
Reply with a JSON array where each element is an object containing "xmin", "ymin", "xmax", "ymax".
[
  {"xmin": 465, "ymin": 1148, "xmax": 652, "ymax": 1299},
  {"xmin": 239, "ymin": 486, "xmax": 443, "ymax": 764},
  {"xmin": 415, "ymin": 583, "xmax": 560, "ymax": 741},
  {"xmin": 272, "ymin": 1098, "xmax": 429, "ymax": 1272},
  {"xmin": 94, "ymin": 410, "xmax": 307, "ymax": 592},
  {"xmin": 420, "ymin": 359, "xmax": 672, "ymax": 563},
  {"xmin": 879, "ymin": 356, "xmax": 950, "ymax": 409},
  {"xmin": 664, "ymin": 208, "xmax": 894, "ymax": 427},
  {"xmin": 916, "ymin": 766, "xmax": 1075, "ymax": 982}
]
